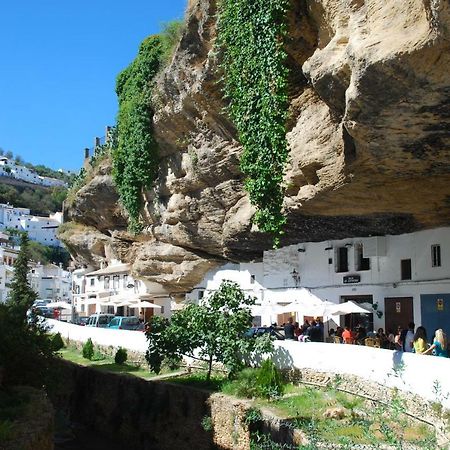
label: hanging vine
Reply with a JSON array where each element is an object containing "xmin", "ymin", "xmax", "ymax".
[
  {"xmin": 217, "ymin": 0, "xmax": 290, "ymax": 246},
  {"xmin": 113, "ymin": 21, "xmax": 184, "ymax": 233}
]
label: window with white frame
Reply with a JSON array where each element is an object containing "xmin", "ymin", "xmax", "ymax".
[
  {"xmin": 336, "ymin": 247, "xmax": 349, "ymax": 272},
  {"xmin": 356, "ymin": 244, "xmax": 370, "ymax": 271},
  {"xmin": 104, "ymin": 276, "xmax": 110, "ymax": 289},
  {"xmin": 113, "ymin": 275, "xmax": 120, "ymax": 289}
]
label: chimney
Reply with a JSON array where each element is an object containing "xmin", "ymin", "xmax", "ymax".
[
  {"xmin": 84, "ymin": 148, "xmax": 90, "ymax": 160},
  {"xmin": 94, "ymin": 137, "xmax": 101, "ymax": 148},
  {"xmin": 105, "ymin": 126, "xmax": 111, "ymax": 144}
]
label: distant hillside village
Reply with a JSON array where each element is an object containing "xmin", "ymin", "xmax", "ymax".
[
  {"xmin": 0, "ymin": 157, "xmax": 68, "ymax": 188},
  {"xmin": 0, "ymin": 203, "xmax": 63, "ymax": 247}
]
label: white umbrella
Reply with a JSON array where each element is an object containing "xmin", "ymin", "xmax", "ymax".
[
  {"xmin": 131, "ymin": 301, "xmax": 161, "ymax": 309},
  {"xmin": 327, "ymin": 300, "xmax": 372, "ymax": 316},
  {"xmin": 251, "ymin": 303, "xmax": 285, "ymax": 316},
  {"xmin": 46, "ymin": 301, "xmax": 72, "ymax": 310}
]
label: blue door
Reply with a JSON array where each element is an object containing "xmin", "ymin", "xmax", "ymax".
[{"xmin": 420, "ymin": 294, "xmax": 450, "ymax": 341}]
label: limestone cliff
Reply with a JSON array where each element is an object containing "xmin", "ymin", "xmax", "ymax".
[{"xmin": 62, "ymin": 0, "xmax": 450, "ymax": 295}]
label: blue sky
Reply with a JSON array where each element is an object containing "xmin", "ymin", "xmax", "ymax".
[{"xmin": 0, "ymin": 0, "xmax": 187, "ymax": 171}]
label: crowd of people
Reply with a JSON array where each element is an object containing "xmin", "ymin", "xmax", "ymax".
[{"xmin": 281, "ymin": 318, "xmax": 448, "ymax": 357}]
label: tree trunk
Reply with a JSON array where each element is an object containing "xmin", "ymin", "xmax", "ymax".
[{"xmin": 207, "ymin": 355, "xmax": 213, "ymax": 381}]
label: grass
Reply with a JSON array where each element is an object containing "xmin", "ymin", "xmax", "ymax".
[
  {"xmin": 59, "ymin": 346, "xmax": 162, "ymax": 380},
  {"xmin": 168, "ymin": 373, "xmax": 227, "ymax": 391}
]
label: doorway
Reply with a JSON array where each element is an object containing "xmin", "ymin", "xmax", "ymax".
[{"xmin": 384, "ymin": 297, "xmax": 413, "ymax": 334}]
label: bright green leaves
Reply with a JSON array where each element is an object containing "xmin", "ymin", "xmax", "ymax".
[
  {"xmin": 113, "ymin": 36, "xmax": 164, "ymax": 233},
  {"xmin": 217, "ymin": 0, "xmax": 289, "ymax": 245}
]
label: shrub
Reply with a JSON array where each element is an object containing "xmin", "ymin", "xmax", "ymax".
[
  {"xmin": 114, "ymin": 348, "xmax": 127, "ymax": 365},
  {"xmin": 82, "ymin": 338, "xmax": 94, "ymax": 360},
  {"xmin": 51, "ymin": 333, "xmax": 65, "ymax": 351},
  {"xmin": 256, "ymin": 359, "xmax": 284, "ymax": 400}
]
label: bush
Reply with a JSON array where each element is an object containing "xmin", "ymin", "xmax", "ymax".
[
  {"xmin": 82, "ymin": 339, "xmax": 94, "ymax": 360},
  {"xmin": 114, "ymin": 348, "xmax": 127, "ymax": 365},
  {"xmin": 256, "ymin": 359, "xmax": 284, "ymax": 400},
  {"xmin": 51, "ymin": 333, "xmax": 65, "ymax": 351}
]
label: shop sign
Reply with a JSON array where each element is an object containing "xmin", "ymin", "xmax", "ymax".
[
  {"xmin": 437, "ymin": 298, "xmax": 444, "ymax": 311},
  {"xmin": 343, "ymin": 275, "xmax": 361, "ymax": 284}
]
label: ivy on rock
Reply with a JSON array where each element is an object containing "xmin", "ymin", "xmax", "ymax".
[
  {"xmin": 113, "ymin": 36, "xmax": 163, "ymax": 233},
  {"xmin": 217, "ymin": 0, "xmax": 290, "ymax": 245}
]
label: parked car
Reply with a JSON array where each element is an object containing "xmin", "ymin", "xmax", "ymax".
[
  {"xmin": 34, "ymin": 306, "xmax": 54, "ymax": 318},
  {"xmin": 70, "ymin": 316, "xmax": 89, "ymax": 326},
  {"xmin": 245, "ymin": 326, "xmax": 285, "ymax": 340},
  {"xmin": 107, "ymin": 316, "xmax": 141, "ymax": 331},
  {"xmin": 85, "ymin": 313, "xmax": 115, "ymax": 328}
]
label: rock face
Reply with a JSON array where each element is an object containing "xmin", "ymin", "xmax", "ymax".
[{"xmin": 63, "ymin": 0, "xmax": 450, "ymax": 294}]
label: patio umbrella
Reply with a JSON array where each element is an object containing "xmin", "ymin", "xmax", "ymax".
[{"xmin": 327, "ymin": 300, "xmax": 372, "ymax": 316}]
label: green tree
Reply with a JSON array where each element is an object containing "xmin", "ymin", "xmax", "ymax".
[
  {"xmin": 8, "ymin": 233, "xmax": 37, "ymax": 316},
  {"xmin": 146, "ymin": 281, "xmax": 273, "ymax": 380},
  {"xmin": 0, "ymin": 233, "xmax": 55, "ymax": 387}
]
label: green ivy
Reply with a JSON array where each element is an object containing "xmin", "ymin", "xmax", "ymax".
[
  {"xmin": 113, "ymin": 36, "xmax": 163, "ymax": 233},
  {"xmin": 217, "ymin": 0, "xmax": 289, "ymax": 245},
  {"xmin": 113, "ymin": 21, "xmax": 184, "ymax": 233}
]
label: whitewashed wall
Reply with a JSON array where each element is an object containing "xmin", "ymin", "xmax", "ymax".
[
  {"xmin": 48, "ymin": 319, "xmax": 450, "ymax": 408},
  {"xmin": 272, "ymin": 341, "xmax": 450, "ymax": 408},
  {"xmin": 47, "ymin": 319, "xmax": 147, "ymax": 353}
]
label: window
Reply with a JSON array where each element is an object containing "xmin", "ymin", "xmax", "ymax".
[
  {"xmin": 401, "ymin": 259, "xmax": 412, "ymax": 280},
  {"xmin": 336, "ymin": 247, "xmax": 349, "ymax": 272},
  {"xmin": 123, "ymin": 274, "xmax": 128, "ymax": 288},
  {"xmin": 356, "ymin": 244, "xmax": 370, "ymax": 271},
  {"xmin": 431, "ymin": 245, "xmax": 441, "ymax": 267},
  {"xmin": 250, "ymin": 274, "xmax": 255, "ymax": 284},
  {"xmin": 113, "ymin": 275, "xmax": 120, "ymax": 289},
  {"xmin": 161, "ymin": 306, "xmax": 165, "ymax": 314},
  {"xmin": 104, "ymin": 276, "xmax": 110, "ymax": 289},
  {"xmin": 90, "ymin": 278, "xmax": 95, "ymax": 286},
  {"xmin": 198, "ymin": 290, "xmax": 204, "ymax": 300}
]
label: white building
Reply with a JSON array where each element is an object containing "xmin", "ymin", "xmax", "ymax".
[
  {"xmin": 29, "ymin": 263, "xmax": 72, "ymax": 303},
  {"xmin": 0, "ymin": 157, "xmax": 67, "ymax": 188},
  {"xmin": 72, "ymin": 259, "xmax": 172, "ymax": 320},
  {"xmin": 0, "ymin": 234, "xmax": 19, "ymax": 302},
  {"xmin": 0, "ymin": 203, "xmax": 63, "ymax": 247},
  {"xmin": 186, "ymin": 227, "xmax": 450, "ymax": 338}
]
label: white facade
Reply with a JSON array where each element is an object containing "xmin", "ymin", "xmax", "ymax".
[
  {"xmin": 0, "ymin": 203, "xmax": 63, "ymax": 247},
  {"xmin": 72, "ymin": 260, "xmax": 171, "ymax": 319},
  {"xmin": 29, "ymin": 263, "xmax": 72, "ymax": 303},
  {"xmin": 0, "ymin": 244, "xmax": 19, "ymax": 303},
  {"xmin": 187, "ymin": 227, "xmax": 450, "ymax": 337},
  {"xmin": 0, "ymin": 158, "xmax": 67, "ymax": 187}
]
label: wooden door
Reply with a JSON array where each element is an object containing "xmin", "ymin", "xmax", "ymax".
[{"xmin": 384, "ymin": 297, "xmax": 413, "ymax": 334}]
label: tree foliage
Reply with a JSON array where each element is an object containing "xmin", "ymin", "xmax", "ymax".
[
  {"xmin": 0, "ymin": 183, "xmax": 67, "ymax": 215},
  {"xmin": 217, "ymin": 0, "xmax": 290, "ymax": 245},
  {"xmin": 0, "ymin": 234, "xmax": 56, "ymax": 387},
  {"xmin": 145, "ymin": 280, "xmax": 273, "ymax": 380}
]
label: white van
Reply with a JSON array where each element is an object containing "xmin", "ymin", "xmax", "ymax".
[{"xmin": 86, "ymin": 313, "xmax": 115, "ymax": 328}]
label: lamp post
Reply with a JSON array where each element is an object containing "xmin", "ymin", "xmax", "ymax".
[{"xmin": 291, "ymin": 269, "xmax": 300, "ymax": 288}]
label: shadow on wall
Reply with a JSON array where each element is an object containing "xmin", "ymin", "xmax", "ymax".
[{"xmin": 49, "ymin": 360, "xmax": 219, "ymax": 450}]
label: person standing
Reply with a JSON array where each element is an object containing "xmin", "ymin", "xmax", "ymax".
[
  {"xmin": 284, "ymin": 317, "xmax": 295, "ymax": 340},
  {"xmin": 424, "ymin": 329, "xmax": 448, "ymax": 357},
  {"xmin": 400, "ymin": 322, "xmax": 415, "ymax": 352},
  {"xmin": 412, "ymin": 326, "xmax": 428, "ymax": 354}
]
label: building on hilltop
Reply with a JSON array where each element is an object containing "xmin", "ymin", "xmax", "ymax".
[
  {"xmin": 0, "ymin": 157, "xmax": 67, "ymax": 188},
  {"xmin": 186, "ymin": 227, "xmax": 450, "ymax": 340},
  {"xmin": 72, "ymin": 259, "xmax": 172, "ymax": 320},
  {"xmin": 0, "ymin": 203, "xmax": 63, "ymax": 247}
]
